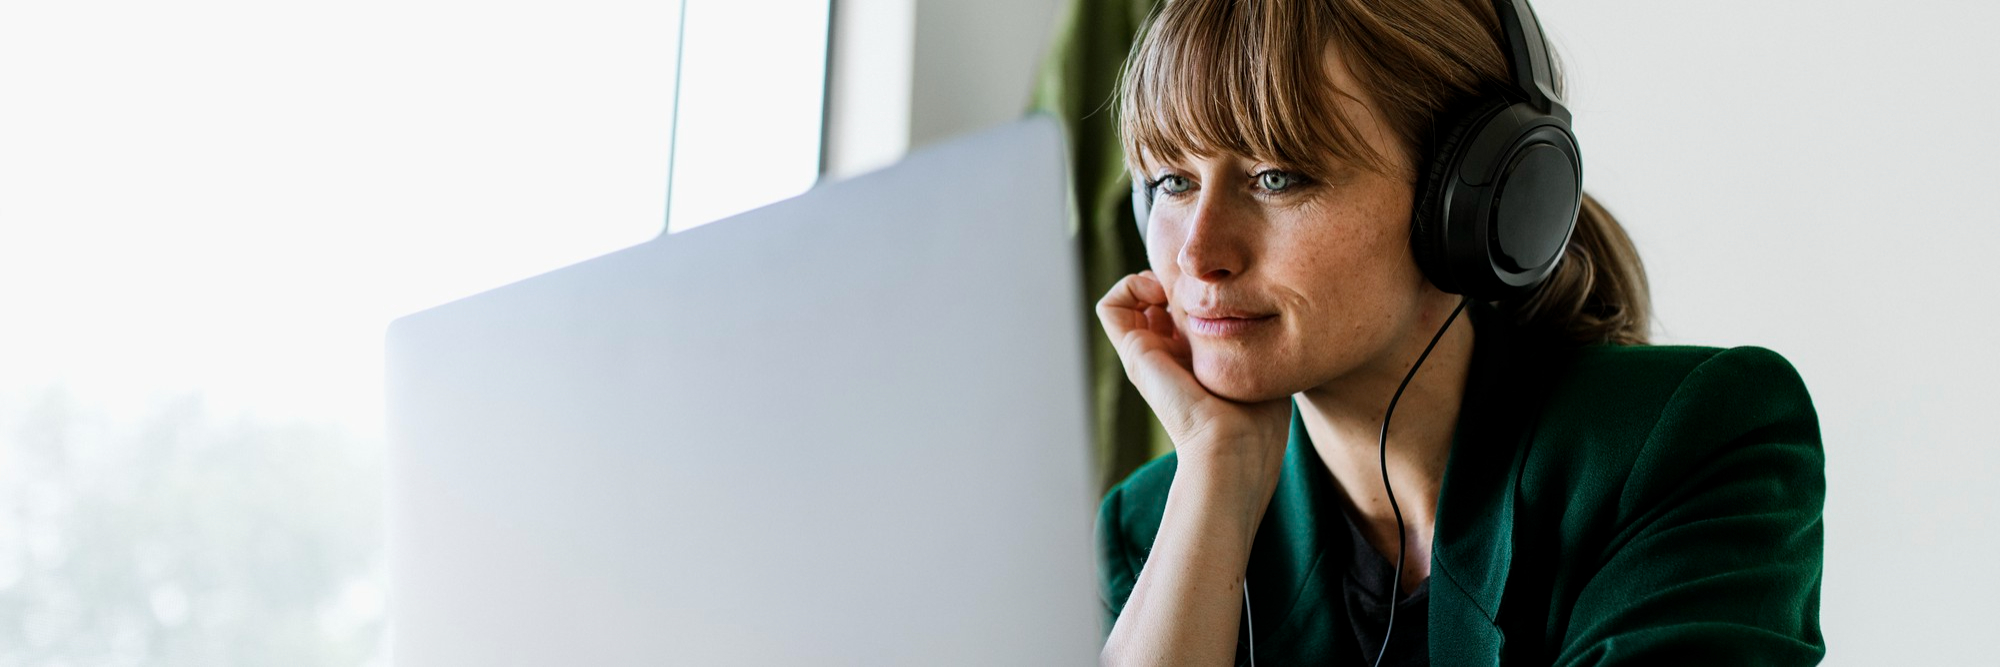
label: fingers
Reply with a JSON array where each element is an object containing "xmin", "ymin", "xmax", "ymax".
[
  {"xmin": 1097, "ymin": 270, "xmax": 1169, "ymax": 318},
  {"xmin": 1096, "ymin": 272, "xmax": 1173, "ymax": 359},
  {"xmin": 1143, "ymin": 304, "xmax": 1172, "ymax": 347},
  {"xmin": 1143, "ymin": 303, "xmax": 1190, "ymax": 364},
  {"xmin": 1097, "ymin": 272, "xmax": 1206, "ymax": 417},
  {"xmin": 1135, "ymin": 272, "xmax": 1189, "ymax": 361},
  {"xmin": 1143, "ymin": 302, "xmax": 1173, "ymax": 338}
]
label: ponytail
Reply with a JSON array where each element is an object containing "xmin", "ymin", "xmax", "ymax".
[{"xmin": 1512, "ymin": 192, "xmax": 1651, "ymax": 345}]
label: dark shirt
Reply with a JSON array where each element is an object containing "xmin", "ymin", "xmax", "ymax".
[{"xmin": 1340, "ymin": 507, "xmax": 1429, "ymax": 667}]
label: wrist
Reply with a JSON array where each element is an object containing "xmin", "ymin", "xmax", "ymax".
[
  {"xmin": 1167, "ymin": 453, "xmax": 1284, "ymax": 550},
  {"xmin": 1175, "ymin": 433, "xmax": 1287, "ymax": 497}
]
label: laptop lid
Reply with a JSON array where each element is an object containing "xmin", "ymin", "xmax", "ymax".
[{"xmin": 386, "ymin": 116, "xmax": 1097, "ymax": 665}]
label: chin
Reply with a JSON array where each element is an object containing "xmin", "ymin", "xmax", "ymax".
[{"xmin": 1190, "ymin": 352, "xmax": 1295, "ymax": 403}]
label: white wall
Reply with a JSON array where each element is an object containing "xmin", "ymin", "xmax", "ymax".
[
  {"xmin": 825, "ymin": 0, "xmax": 916, "ymax": 177},
  {"xmin": 907, "ymin": 0, "xmax": 1066, "ymax": 148},
  {"xmin": 1534, "ymin": 1, "xmax": 1998, "ymax": 663},
  {"xmin": 824, "ymin": 0, "xmax": 1064, "ymax": 178},
  {"xmin": 667, "ymin": 0, "xmax": 831, "ymax": 231}
]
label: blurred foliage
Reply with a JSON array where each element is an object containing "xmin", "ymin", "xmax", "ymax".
[{"xmin": 0, "ymin": 386, "xmax": 385, "ymax": 666}]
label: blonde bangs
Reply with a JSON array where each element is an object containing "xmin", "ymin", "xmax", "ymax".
[{"xmin": 1117, "ymin": 0, "xmax": 1399, "ymax": 181}]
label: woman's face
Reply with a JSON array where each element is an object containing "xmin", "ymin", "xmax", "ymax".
[{"xmin": 1137, "ymin": 60, "xmax": 1442, "ymax": 402}]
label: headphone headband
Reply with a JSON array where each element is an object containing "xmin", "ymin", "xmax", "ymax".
[{"xmin": 1492, "ymin": 0, "xmax": 1568, "ymax": 121}]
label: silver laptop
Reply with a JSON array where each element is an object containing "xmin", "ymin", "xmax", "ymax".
[{"xmin": 385, "ymin": 116, "xmax": 1098, "ymax": 666}]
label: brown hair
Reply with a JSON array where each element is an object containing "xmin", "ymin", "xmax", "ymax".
[{"xmin": 1118, "ymin": 0, "xmax": 1650, "ymax": 345}]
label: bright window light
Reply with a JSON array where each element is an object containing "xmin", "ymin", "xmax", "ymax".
[
  {"xmin": 0, "ymin": 0, "xmax": 828, "ymax": 663},
  {"xmin": 667, "ymin": 1, "xmax": 831, "ymax": 232}
]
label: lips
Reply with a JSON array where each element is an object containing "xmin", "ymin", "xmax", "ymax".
[
  {"xmin": 1185, "ymin": 307, "xmax": 1272, "ymax": 319},
  {"xmin": 1184, "ymin": 308, "xmax": 1277, "ymax": 337}
]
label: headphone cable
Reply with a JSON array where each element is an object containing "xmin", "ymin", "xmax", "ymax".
[
  {"xmin": 1372, "ymin": 295, "xmax": 1470, "ymax": 667},
  {"xmin": 1242, "ymin": 577, "xmax": 1256, "ymax": 667}
]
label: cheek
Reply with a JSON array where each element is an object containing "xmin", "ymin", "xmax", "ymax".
[
  {"xmin": 1283, "ymin": 249, "xmax": 1409, "ymax": 357},
  {"xmin": 1297, "ymin": 196, "xmax": 1418, "ymax": 308}
]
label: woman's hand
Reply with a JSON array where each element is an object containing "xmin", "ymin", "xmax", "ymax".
[
  {"xmin": 1095, "ymin": 271, "xmax": 1291, "ymax": 478},
  {"xmin": 1095, "ymin": 270, "xmax": 1293, "ymax": 666}
]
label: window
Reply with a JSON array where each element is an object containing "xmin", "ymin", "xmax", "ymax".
[{"xmin": 0, "ymin": 1, "xmax": 829, "ymax": 662}]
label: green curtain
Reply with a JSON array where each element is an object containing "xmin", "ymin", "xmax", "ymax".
[{"xmin": 1027, "ymin": 0, "xmax": 1172, "ymax": 492}]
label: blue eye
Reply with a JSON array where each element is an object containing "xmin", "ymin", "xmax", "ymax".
[
  {"xmin": 1257, "ymin": 170, "xmax": 1298, "ymax": 192},
  {"xmin": 1153, "ymin": 174, "xmax": 1192, "ymax": 195}
]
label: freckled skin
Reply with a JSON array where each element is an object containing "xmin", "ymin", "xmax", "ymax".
[{"xmin": 1138, "ymin": 87, "xmax": 1449, "ymax": 405}]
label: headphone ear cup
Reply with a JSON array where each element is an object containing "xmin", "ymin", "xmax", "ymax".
[{"xmin": 1410, "ymin": 99, "xmax": 1508, "ymax": 296}]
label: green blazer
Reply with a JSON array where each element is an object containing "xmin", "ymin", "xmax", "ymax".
[{"xmin": 1096, "ymin": 303, "xmax": 1826, "ymax": 665}]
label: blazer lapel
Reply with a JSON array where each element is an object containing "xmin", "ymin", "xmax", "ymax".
[
  {"xmin": 1239, "ymin": 407, "xmax": 1347, "ymax": 658},
  {"xmin": 1429, "ymin": 302, "xmax": 1538, "ymax": 664}
]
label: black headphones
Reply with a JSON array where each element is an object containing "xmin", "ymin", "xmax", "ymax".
[{"xmin": 1131, "ymin": 0, "xmax": 1582, "ymax": 302}]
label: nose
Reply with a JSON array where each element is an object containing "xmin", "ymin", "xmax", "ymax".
[{"xmin": 1175, "ymin": 193, "xmax": 1249, "ymax": 282}]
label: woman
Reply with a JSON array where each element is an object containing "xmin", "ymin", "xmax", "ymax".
[{"xmin": 1089, "ymin": 0, "xmax": 1825, "ymax": 664}]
